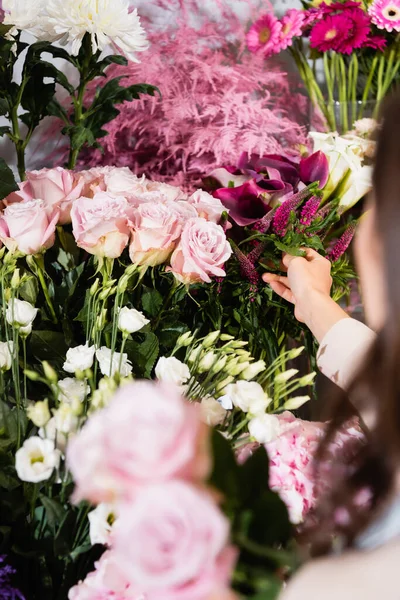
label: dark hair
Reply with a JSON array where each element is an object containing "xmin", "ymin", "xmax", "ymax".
[{"xmin": 304, "ymin": 92, "xmax": 400, "ymax": 554}]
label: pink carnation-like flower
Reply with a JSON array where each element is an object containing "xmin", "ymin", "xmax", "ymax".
[
  {"xmin": 113, "ymin": 481, "xmax": 237, "ymax": 600},
  {"xmin": 129, "ymin": 201, "xmax": 185, "ymax": 267},
  {"xmin": 168, "ymin": 218, "xmax": 232, "ymax": 285},
  {"xmin": 0, "ymin": 200, "xmax": 58, "ymax": 255},
  {"xmin": 71, "ymin": 192, "xmax": 132, "ymax": 258},
  {"xmin": 246, "ymin": 14, "xmax": 283, "ymax": 58},
  {"xmin": 369, "ymin": 0, "xmax": 400, "ymax": 32},
  {"xmin": 279, "ymin": 9, "xmax": 305, "ymax": 50},
  {"xmin": 67, "ymin": 381, "xmax": 210, "ymax": 504}
]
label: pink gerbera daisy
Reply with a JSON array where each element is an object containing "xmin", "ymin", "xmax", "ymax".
[
  {"xmin": 246, "ymin": 14, "xmax": 283, "ymax": 57},
  {"xmin": 369, "ymin": 0, "xmax": 400, "ymax": 32},
  {"xmin": 303, "ymin": 7, "xmax": 325, "ymax": 28},
  {"xmin": 279, "ymin": 9, "xmax": 305, "ymax": 49},
  {"xmin": 310, "ymin": 13, "xmax": 353, "ymax": 52},
  {"xmin": 363, "ymin": 35, "xmax": 387, "ymax": 50}
]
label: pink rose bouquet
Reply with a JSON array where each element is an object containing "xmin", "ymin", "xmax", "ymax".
[{"xmin": 0, "ymin": 200, "xmax": 58, "ymax": 255}]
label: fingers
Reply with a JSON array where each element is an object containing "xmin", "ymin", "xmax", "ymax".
[
  {"xmin": 262, "ymin": 273, "xmax": 289, "ymax": 285},
  {"xmin": 269, "ymin": 281, "xmax": 295, "ymax": 304},
  {"xmin": 282, "ymin": 248, "xmax": 324, "ymax": 268}
]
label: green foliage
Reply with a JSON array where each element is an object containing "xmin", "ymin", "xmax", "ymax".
[{"xmin": 0, "ymin": 157, "xmax": 18, "ymax": 201}]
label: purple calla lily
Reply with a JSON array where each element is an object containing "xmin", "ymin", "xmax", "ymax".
[
  {"xmin": 213, "ymin": 180, "xmax": 273, "ymax": 226},
  {"xmin": 299, "ymin": 151, "xmax": 329, "ymax": 189}
]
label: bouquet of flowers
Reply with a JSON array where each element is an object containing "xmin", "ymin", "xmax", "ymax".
[{"xmin": 246, "ymin": 0, "xmax": 400, "ymax": 133}]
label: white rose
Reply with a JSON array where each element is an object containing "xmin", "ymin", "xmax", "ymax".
[
  {"xmin": 53, "ymin": 403, "xmax": 79, "ymax": 435},
  {"xmin": 6, "ymin": 299, "xmax": 38, "ymax": 328},
  {"xmin": 225, "ymin": 381, "xmax": 268, "ymax": 413},
  {"xmin": 154, "ymin": 356, "xmax": 190, "ymax": 387},
  {"xmin": 63, "ymin": 344, "xmax": 95, "ymax": 373},
  {"xmin": 15, "ymin": 436, "xmax": 61, "ymax": 483},
  {"xmin": 88, "ymin": 503, "xmax": 117, "ymax": 546},
  {"xmin": 96, "ymin": 347, "xmax": 133, "ymax": 377},
  {"xmin": 58, "ymin": 378, "xmax": 89, "ymax": 405},
  {"xmin": 0, "ymin": 341, "xmax": 13, "ymax": 371},
  {"xmin": 117, "ymin": 307, "xmax": 149, "ymax": 334},
  {"xmin": 200, "ymin": 397, "xmax": 227, "ymax": 426},
  {"xmin": 39, "ymin": 417, "xmax": 68, "ymax": 452},
  {"xmin": 27, "ymin": 399, "xmax": 51, "ymax": 427},
  {"xmin": 248, "ymin": 414, "xmax": 281, "ymax": 444}
]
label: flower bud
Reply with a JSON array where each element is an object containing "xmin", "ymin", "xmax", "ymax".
[
  {"xmin": 176, "ymin": 331, "xmax": 194, "ymax": 348},
  {"xmin": 188, "ymin": 346, "xmax": 202, "ymax": 364},
  {"xmin": 42, "ymin": 361, "xmax": 58, "ymax": 384},
  {"xmin": 211, "ymin": 355, "xmax": 228, "ymax": 374},
  {"xmin": 230, "ymin": 341, "xmax": 248, "ymax": 349},
  {"xmin": 298, "ymin": 373, "xmax": 317, "ymax": 386},
  {"xmin": 202, "ymin": 331, "xmax": 220, "ymax": 348},
  {"xmin": 24, "ymin": 369, "xmax": 41, "ymax": 381},
  {"xmin": 228, "ymin": 362, "xmax": 249, "ymax": 377},
  {"xmin": 27, "ymin": 399, "xmax": 51, "ymax": 428},
  {"xmin": 198, "ymin": 351, "xmax": 216, "ymax": 373},
  {"xmin": 274, "ymin": 369, "xmax": 299, "ymax": 384},
  {"xmin": 0, "ymin": 341, "xmax": 13, "ymax": 371},
  {"xmin": 238, "ymin": 353, "xmax": 253, "ymax": 364},
  {"xmin": 283, "ymin": 396, "xmax": 310, "ymax": 410},
  {"xmin": 220, "ymin": 334, "xmax": 234, "ymax": 341},
  {"xmin": 287, "ymin": 346, "xmax": 304, "ymax": 360},
  {"xmin": 99, "ymin": 287, "xmax": 113, "ymax": 301},
  {"xmin": 240, "ymin": 360, "xmax": 266, "ymax": 381},
  {"xmin": 90, "ymin": 279, "xmax": 100, "ymax": 296},
  {"xmin": 10, "ymin": 269, "xmax": 20, "ymax": 290},
  {"xmin": 117, "ymin": 274, "xmax": 130, "ymax": 294},
  {"xmin": 216, "ymin": 375, "xmax": 234, "ymax": 393}
]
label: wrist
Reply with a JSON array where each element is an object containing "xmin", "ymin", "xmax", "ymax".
[{"xmin": 303, "ymin": 290, "xmax": 349, "ymax": 343}]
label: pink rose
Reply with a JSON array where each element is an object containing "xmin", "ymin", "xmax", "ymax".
[
  {"xmin": 2, "ymin": 180, "xmax": 34, "ymax": 208},
  {"xmin": 67, "ymin": 381, "xmax": 210, "ymax": 503},
  {"xmin": 77, "ymin": 166, "xmax": 117, "ymax": 197},
  {"xmin": 104, "ymin": 168, "xmax": 149, "ymax": 198},
  {"xmin": 113, "ymin": 481, "xmax": 236, "ymax": 600},
  {"xmin": 145, "ymin": 180, "xmax": 187, "ymax": 202},
  {"xmin": 26, "ymin": 167, "xmax": 84, "ymax": 224},
  {"xmin": 129, "ymin": 202, "xmax": 184, "ymax": 267},
  {"xmin": 0, "ymin": 200, "xmax": 58, "ymax": 255},
  {"xmin": 168, "ymin": 218, "xmax": 232, "ymax": 284},
  {"xmin": 71, "ymin": 192, "xmax": 132, "ymax": 258},
  {"xmin": 188, "ymin": 190, "xmax": 227, "ymax": 223}
]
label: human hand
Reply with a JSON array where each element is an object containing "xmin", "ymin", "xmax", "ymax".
[{"xmin": 262, "ymin": 249, "xmax": 333, "ymax": 324}]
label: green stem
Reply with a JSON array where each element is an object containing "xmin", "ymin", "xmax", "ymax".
[
  {"xmin": 9, "ymin": 77, "xmax": 29, "ymax": 181},
  {"xmin": 36, "ymin": 261, "xmax": 58, "ymax": 324},
  {"xmin": 23, "ymin": 339, "xmax": 27, "ymax": 404}
]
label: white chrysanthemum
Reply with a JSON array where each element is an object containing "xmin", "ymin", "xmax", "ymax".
[
  {"xmin": 2, "ymin": 0, "xmax": 45, "ymax": 37},
  {"xmin": 41, "ymin": 0, "xmax": 149, "ymax": 59}
]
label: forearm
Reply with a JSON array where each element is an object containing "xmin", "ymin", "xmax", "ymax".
[{"xmin": 301, "ymin": 290, "xmax": 349, "ymax": 343}]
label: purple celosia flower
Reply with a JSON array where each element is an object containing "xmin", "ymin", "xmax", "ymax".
[
  {"xmin": 273, "ymin": 188, "xmax": 312, "ymax": 237},
  {"xmin": 328, "ymin": 222, "xmax": 357, "ymax": 262},
  {"xmin": 300, "ymin": 196, "xmax": 321, "ymax": 227},
  {"xmin": 0, "ymin": 556, "xmax": 25, "ymax": 600}
]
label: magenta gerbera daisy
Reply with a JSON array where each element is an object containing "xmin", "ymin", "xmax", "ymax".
[
  {"xmin": 246, "ymin": 14, "xmax": 283, "ymax": 58},
  {"xmin": 363, "ymin": 35, "xmax": 387, "ymax": 50},
  {"xmin": 369, "ymin": 0, "xmax": 400, "ymax": 32},
  {"xmin": 279, "ymin": 9, "xmax": 305, "ymax": 50},
  {"xmin": 310, "ymin": 13, "xmax": 353, "ymax": 52}
]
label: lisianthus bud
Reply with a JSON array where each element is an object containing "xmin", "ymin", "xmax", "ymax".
[
  {"xmin": 298, "ymin": 373, "xmax": 317, "ymax": 386},
  {"xmin": 287, "ymin": 346, "xmax": 304, "ymax": 360},
  {"xmin": 275, "ymin": 369, "xmax": 299, "ymax": 384},
  {"xmin": 216, "ymin": 375, "xmax": 234, "ymax": 393},
  {"xmin": 240, "ymin": 360, "xmax": 266, "ymax": 381},
  {"xmin": 0, "ymin": 341, "xmax": 13, "ymax": 371},
  {"xmin": 176, "ymin": 331, "xmax": 194, "ymax": 348},
  {"xmin": 211, "ymin": 355, "xmax": 228, "ymax": 374},
  {"xmin": 198, "ymin": 351, "xmax": 216, "ymax": 373},
  {"xmin": 10, "ymin": 269, "xmax": 20, "ymax": 290},
  {"xmin": 228, "ymin": 362, "xmax": 249, "ymax": 377},
  {"xmin": 202, "ymin": 331, "xmax": 220, "ymax": 348},
  {"xmin": 90, "ymin": 279, "xmax": 100, "ymax": 296},
  {"xmin": 27, "ymin": 399, "xmax": 51, "ymax": 428},
  {"xmin": 220, "ymin": 334, "xmax": 234, "ymax": 341},
  {"xmin": 188, "ymin": 346, "xmax": 202, "ymax": 364},
  {"xmin": 283, "ymin": 396, "xmax": 311, "ymax": 410},
  {"xmin": 42, "ymin": 361, "xmax": 58, "ymax": 384}
]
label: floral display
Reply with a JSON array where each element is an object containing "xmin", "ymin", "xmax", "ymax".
[{"xmin": 246, "ymin": 1, "xmax": 400, "ymax": 133}]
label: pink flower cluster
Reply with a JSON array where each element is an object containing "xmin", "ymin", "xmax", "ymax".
[
  {"xmin": 237, "ymin": 412, "xmax": 364, "ymax": 524},
  {"xmin": 247, "ymin": 2, "xmax": 387, "ymax": 58},
  {"xmin": 0, "ymin": 167, "xmax": 232, "ymax": 285},
  {"xmin": 67, "ymin": 381, "xmax": 237, "ymax": 600}
]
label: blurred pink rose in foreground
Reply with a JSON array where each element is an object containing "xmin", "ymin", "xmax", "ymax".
[
  {"xmin": 71, "ymin": 192, "xmax": 132, "ymax": 258},
  {"xmin": 25, "ymin": 167, "xmax": 84, "ymax": 224},
  {"xmin": 113, "ymin": 481, "xmax": 236, "ymax": 600},
  {"xmin": 129, "ymin": 202, "xmax": 184, "ymax": 267},
  {"xmin": 237, "ymin": 412, "xmax": 364, "ymax": 524},
  {"xmin": 168, "ymin": 218, "xmax": 232, "ymax": 284},
  {"xmin": 0, "ymin": 199, "xmax": 58, "ymax": 255},
  {"xmin": 67, "ymin": 381, "xmax": 210, "ymax": 504}
]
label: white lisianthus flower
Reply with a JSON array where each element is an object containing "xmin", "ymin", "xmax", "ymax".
[
  {"xmin": 58, "ymin": 378, "xmax": 89, "ymax": 405},
  {"xmin": 40, "ymin": 0, "xmax": 149, "ymax": 60},
  {"xmin": 6, "ymin": 299, "xmax": 38, "ymax": 329},
  {"xmin": 225, "ymin": 381, "xmax": 268, "ymax": 413},
  {"xmin": 88, "ymin": 503, "xmax": 117, "ymax": 546},
  {"xmin": 200, "ymin": 397, "xmax": 227, "ymax": 427},
  {"xmin": 218, "ymin": 394, "xmax": 233, "ymax": 410},
  {"xmin": 64, "ymin": 344, "xmax": 95, "ymax": 374},
  {"xmin": 19, "ymin": 323, "xmax": 32, "ymax": 338},
  {"xmin": 248, "ymin": 414, "xmax": 281, "ymax": 444},
  {"xmin": 15, "ymin": 437, "xmax": 61, "ymax": 483},
  {"xmin": 155, "ymin": 357, "xmax": 190, "ymax": 387},
  {"xmin": 117, "ymin": 307, "xmax": 149, "ymax": 334},
  {"xmin": 39, "ymin": 418, "xmax": 68, "ymax": 452},
  {"xmin": 0, "ymin": 341, "xmax": 13, "ymax": 371},
  {"xmin": 96, "ymin": 347, "xmax": 132, "ymax": 377},
  {"xmin": 27, "ymin": 399, "xmax": 51, "ymax": 428}
]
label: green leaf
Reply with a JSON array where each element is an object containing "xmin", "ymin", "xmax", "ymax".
[
  {"xmin": 30, "ymin": 330, "xmax": 69, "ymax": 363},
  {"xmin": 142, "ymin": 287, "xmax": 163, "ymax": 318},
  {"xmin": 0, "ymin": 126, "xmax": 10, "ymax": 137},
  {"xmin": 40, "ymin": 496, "xmax": 66, "ymax": 534},
  {"xmin": 208, "ymin": 429, "xmax": 240, "ymax": 510},
  {"xmin": 63, "ymin": 125, "xmax": 96, "ymax": 151},
  {"xmin": 274, "ymin": 241, "xmax": 306, "ymax": 257},
  {"xmin": 47, "ymin": 99, "xmax": 69, "ymax": 123},
  {"xmin": 54, "ymin": 511, "xmax": 76, "ymax": 557},
  {"xmin": 19, "ymin": 275, "xmax": 39, "ymax": 305},
  {"xmin": 0, "ymin": 157, "xmax": 18, "ymax": 201},
  {"xmin": 126, "ymin": 332, "xmax": 159, "ymax": 378},
  {"xmin": 0, "ymin": 98, "xmax": 8, "ymax": 116},
  {"xmin": 239, "ymin": 446, "xmax": 270, "ymax": 508},
  {"xmin": 247, "ymin": 490, "xmax": 292, "ymax": 547}
]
